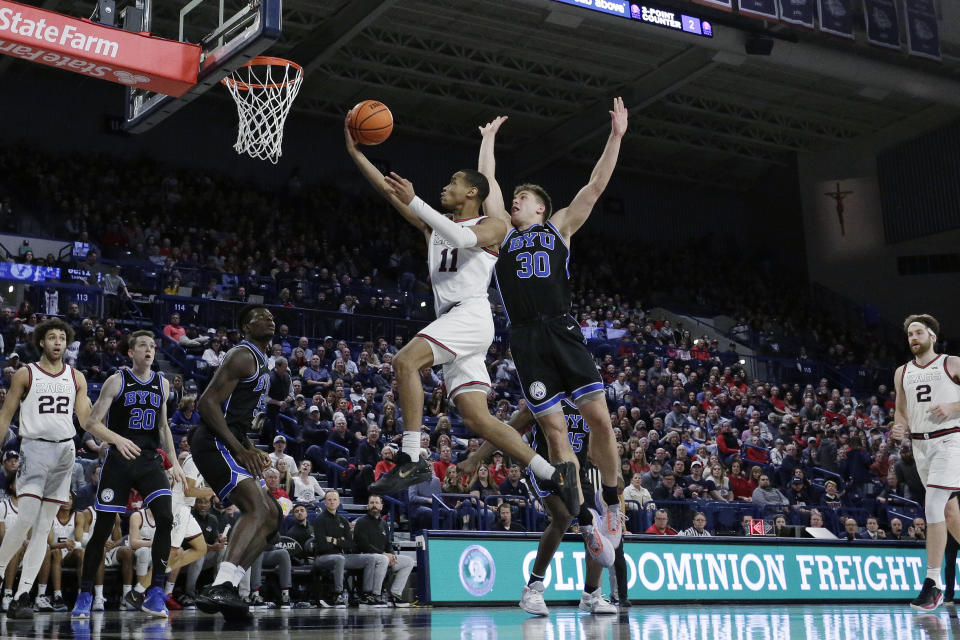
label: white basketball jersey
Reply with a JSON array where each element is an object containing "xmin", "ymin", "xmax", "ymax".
[
  {"xmin": 82, "ymin": 506, "xmax": 96, "ymax": 546},
  {"xmin": 427, "ymin": 217, "xmax": 498, "ymax": 316},
  {"xmin": 902, "ymin": 354, "xmax": 960, "ymax": 435},
  {"xmin": 135, "ymin": 509, "xmax": 156, "ymax": 543},
  {"xmin": 172, "ymin": 455, "xmax": 203, "ymax": 509},
  {"xmin": 0, "ymin": 498, "xmax": 17, "ymax": 529},
  {"xmin": 19, "ymin": 362, "xmax": 77, "ymax": 440},
  {"xmin": 51, "ymin": 511, "xmax": 76, "ymax": 545}
]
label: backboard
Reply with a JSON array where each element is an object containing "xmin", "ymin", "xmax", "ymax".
[{"xmin": 120, "ymin": 0, "xmax": 281, "ymax": 134}]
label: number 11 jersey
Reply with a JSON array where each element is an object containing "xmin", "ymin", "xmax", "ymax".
[
  {"xmin": 427, "ymin": 216, "xmax": 499, "ymax": 317},
  {"xmin": 108, "ymin": 369, "xmax": 164, "ymax": 450}
]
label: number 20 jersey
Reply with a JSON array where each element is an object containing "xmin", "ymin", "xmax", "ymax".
[
  {"xmin": 108, "ymin": 369, "xmax": 164, "ymax": 450},
  {"xmin": 902, "ymin": 354, "xmax": 960, "ymax": 436},
  {"xmin": 19, "ymin": 362, "xmax": 77, "ymax": 440}
]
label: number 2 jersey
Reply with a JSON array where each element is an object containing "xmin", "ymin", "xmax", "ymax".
[
  {"xmin": 19, "ymin": 362, "xmax": 77, "ymax": 440},
  {"xmin": 902, "ymin": 354, "xmax": 960, "ymax": 436},
  {"xmin": 108, "ymin": 369, "xmax": 164, "ymax": 450}
]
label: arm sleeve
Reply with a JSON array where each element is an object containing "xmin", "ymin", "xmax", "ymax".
[{"xmin": 408, "ymin": 197, "xmax": 478, "ymax": 249}]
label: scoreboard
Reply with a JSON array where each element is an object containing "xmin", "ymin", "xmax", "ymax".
[{"xmin": 551, "ymin": 0, "xmax": 714, "ymax": 38}]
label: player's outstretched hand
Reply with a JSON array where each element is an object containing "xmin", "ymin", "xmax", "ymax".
[
  {"xmin": 479, "ymin": 115, "xmax": 508, "ymax": 137},
  {"xmin": 383, "ymin": 172, "xmax": 416, "ymax": 205},
  {"xmin": 113, "ymin": 436, "xmax": 141, "ymax": 460},
  {"xmin": 609, "ymin": 96, "xmax": 628, "ymax": 138},
  {"xmin": 344, "ymin": 112, "xmax": 359, "ymax": 152}
]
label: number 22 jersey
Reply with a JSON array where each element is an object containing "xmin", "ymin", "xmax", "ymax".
[{"xmin": 19, "ymin": 362, "xmax": 77, "ymax": 441}]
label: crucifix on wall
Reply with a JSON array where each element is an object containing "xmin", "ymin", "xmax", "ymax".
[{"xmin": 824, "ymin": 182, "xmax": 853, "ymax": 236}]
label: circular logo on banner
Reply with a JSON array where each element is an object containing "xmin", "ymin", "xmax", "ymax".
[
  {"xmin": 459, "ymin": 545, "xmax": 496, "ymax": 597},
  {"xmin": 113, "ymin": 71, "xmax": 151, "ymax": 86},
  {"xmin": 100, "ymin": 488, "xmax": 115, "ymax": 504},
  {"xmin": 528, "ymin": 381, "xmax": 547, "ymax": 401}
]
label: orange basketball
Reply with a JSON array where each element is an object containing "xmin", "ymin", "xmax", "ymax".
[{"xmin": 349, "ymin": 100, "xmax": 393, "ymax": 145}]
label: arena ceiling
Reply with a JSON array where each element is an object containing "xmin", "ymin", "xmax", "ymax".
[{"xmin": 11, "ymin": 0, "xmax": 960, "ymax": 190}]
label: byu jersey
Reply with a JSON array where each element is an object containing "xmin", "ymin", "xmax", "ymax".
[
  {"xmin": 902, "ymin": 354, "xmax": 960, "ymax": 435},
  {"xmin": 19, "ymin": 362, "xmax": 77, "ymax": 440},
  {"xmin": 427, "ymin": 217, "xmax": 498, "ymax": 316},
  {"xmin": 108, "ymin": 369, "xmax": 164, "ymax": 450},
  {"xmin": 220, "ymin": 341, "xmax": 270, "ymax": 440},
  {"xmin": 495, "ymin": 222, "xmax": 571, "ymax": 324}
]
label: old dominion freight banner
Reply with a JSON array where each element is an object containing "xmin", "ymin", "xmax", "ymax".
[{"xmin": 424, "ymin": 533, "xmax": 933, "ymax": 603}]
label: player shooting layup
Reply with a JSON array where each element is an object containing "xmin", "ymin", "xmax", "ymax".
[
  {"xmin": 345, "ymin": 112, "xmax": 578, "ymax": 514},
  {"xmin": 891, "ymin": 314, "xmax": 960, "ymax": 611}
]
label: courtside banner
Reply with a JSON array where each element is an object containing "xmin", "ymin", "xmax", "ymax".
[
  {"xmin": 424, "ymin": 533, "xmax": 940, "ymax": 604},
  {"xmin": 0, "ymin": 0, "xmax": 199, "ymax": 96}
]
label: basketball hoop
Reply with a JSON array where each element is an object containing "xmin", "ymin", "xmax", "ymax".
[{"xmin": 222, "ymin": 56, "xmax": 303, "ymax": 164}]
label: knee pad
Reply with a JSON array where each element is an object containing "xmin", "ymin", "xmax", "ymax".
[{"xmin": 926, "ymin": 487, "xmax": 952, "ymax": 524}]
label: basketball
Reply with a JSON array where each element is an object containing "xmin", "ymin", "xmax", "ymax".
[{"xmin": 349, "ymin": 100, "xmax": 394, "ymax": 145}]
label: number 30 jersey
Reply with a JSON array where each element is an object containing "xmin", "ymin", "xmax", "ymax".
[
  {"xmin": 108, "ymin": 369, "xmax": 164, "ymax": 450},
  {"xmin": 902, "ymin": 354, "xmax": 960, "ymax": 435},
  {"xmin": 20, "ymin": 362, "xmax": 77, "ymax": 440},
  {"xmin": 495, "ymin": 221, "xmax": 571, "ymax": 325}
]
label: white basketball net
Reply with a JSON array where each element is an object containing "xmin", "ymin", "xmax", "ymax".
[{"xmin": 223, "ymin": 58, "xmax": 303, "ymax": 164}]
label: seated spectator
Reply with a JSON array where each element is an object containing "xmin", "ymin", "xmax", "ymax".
[
  {"xmin": 680, "ymin": 460, "xmax": 709, "ymax": 500},
  {"xmin": 291, "ymin": 460, "xmax": 324, "ymax": 505},
  {"xmin": 641, "ymin": 460, "xmax": 663, "ymax": 493},
  {"xmin": 842, "ymin": 517, "xmax": 860, "ymax": 541},
  {"xmin": 201, "ymin": 337, "xmax": 226, "ymax": 369},
  {"xmin": 716, "ymin": 422, "xmax": 740, "ymax": 465},
  {"xmin": 285, "ymin": 503, "xmax": 314, "ymax": 553},
  {"xmin": 909, "ymin": 517, "xmax": 926, "ymax": 541},
  {"xmin": 374, "ymin": 444, "xmax": 397, "ymax": 481},
  {"xmin": 751, "ymin": 474, "xmax": 789, "ymax": 507},
  {"xmin": 301, "ymin": 405, "xmax": 329, "ymax": 447},
  {"xmin": 491, "ymin": 502, "xmax": 527, "ymax": 532},
  {"xmin": 679, "ymin": 511, "xmax": 711, "ymax": 537},
  {"xmin": 887, "ymin": 517, "xmax": 906, "ymax": 541},
  {"xmin": 264, "ymin": 468, "xmax": 290, "ymax": 501},
  {"xmin": 276, "ymin": 458, "xmax": 295, "ymax": 496},
  {"xmin": 269, "ymin": 435, "xmax": 296, "ymax": 471},
  {"xmin": 488, "ymin": 451, "xmax": 508, "ymax": 487},
  {"xmin": 728, "ymin": 461, "xmax": 755, "ymax": 501},
  {"xmin": 703, "ymin": 463, "xmax": 731, "ymax": 502},
  {"xmin": 302, "ymin": 355, "xmax": 330, "ymax": 395},
  {"xmin": 820, "ymin": 480, "xmax": 844, "ymax": 509},
  {"xmin": 433, "ymin": 445, "xmax": 455, "ymax": 480},
  {"xmin": 426, "ymin": 388, "xmax": 445, "ymax": 418},
  {"xmin": 311, "ymin": 491, "xmax": 386, "ymax": 608},
  {"xmin": 629, "ymin": 449, "xmax": 649, "ymax": 476},
  {"xmin": 645, "ymin": 509, "xmax": 677, "ymax": 535},
  {"xmin": 353, "ymin": 495, "xmax": 414, "ymax": 606},
  {"xmin": 407, "ymin": 469, "xmax": 442, "ymax": 533},
  {"xmin": 162, "ymin": 313, "xmax": 186, "ymax": 343},
  {"xmin": 859, "ymin": 516, "xmax": 885, "ymax": 540},
  {"xmin": 498, "ymin": 465, "xmax": 530, "ymax": 505},
  {"xmin": 623, "ymin": 472, "xmax": 652, "ymax": 510}
]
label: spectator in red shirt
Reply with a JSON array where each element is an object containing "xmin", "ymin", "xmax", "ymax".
[
  {"xmin": 728, "ymin": 460, "xmax": 757, "ymax": 501},
  {"xmin": 264, "ymin": 467, "xmax": 290, "ymax": 501},
  {"xmin": 716, "ymin": 421, "xmax": 741, "ymax": 464},
  {"xmin": 645, "ymin": 509, "xmax": 677, "ymax": 535},
  {"xmin": 163, "ymin": 312, "xmax": 186, "ymax": 343},
  {"xmin": 375, "ymin": 444, "xmax": 397, "ymax": 481},
  {"xmin": 433, "ymin": 445, "xmax": 454, "ymax": 480},
  {"xmin": 488, "ymin": 451, "xmax": 508, "ymax": 486}
]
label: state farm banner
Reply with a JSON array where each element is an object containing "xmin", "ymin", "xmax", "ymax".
[
  {"xmin": 904, "ymin": 0, "xmax": 940, "ymax": 60},
  {"xmin": 818, "ymin": 0, "xmax": 854, "ymax": 38},
  {"xmin": 778, "ymin": 0, "xmax": 816, "ymax": 27},
  {"xmin": 0, "ymin": 0, "xmax": 199, "ymax": 96},
  {"xmin": 863, "ymin": 0, "xmax": 901, "ymax": 50},
  {"xmin": 738, "ymin": 0, "xmax": 779, "ymax": 19}
]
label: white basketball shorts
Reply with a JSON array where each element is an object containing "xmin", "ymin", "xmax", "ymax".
[
  {"xmin": 16, "ymin": 438, "xmax": 76, "ymax": 504},
  {"xmin": 913, "ymin": 432, "xmax": 960, "ymax": 490},
  {"xmin": 170, "ymin": 504, "xmax": 203, "ymax": 547},
  {"xmin": 416, "ymin": 298, "xmax": 493, "ymax": 400}
]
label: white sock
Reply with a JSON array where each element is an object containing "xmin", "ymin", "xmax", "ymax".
[
  {"xmin": 927, "ymin": 567, "xmax": 943, "ymax": 589},
  {"xmin": 401, "ymin": 431, "xmax": 422, "ymax": 460},
  {"xmin": 165, "ymin": 581, "xmax": 175, "ymax": 595},
  {"xmin": 94, "ymin": 585, "xmax": 104, "ymax": 599},
  {"xmin": 528, "ymin": 454, "xmax": 556, "ymax": 481},
  {"xmin": 213, "ymin": 562, "xmax": 239, "ymax": 587},
  {"xmin": 37, "ymin": 584, "xmax": 46, "ymax": 596},
  {"xmin": 122, "ymin": 585, "xmax": 132, "ymax": 597},
  {"xmin": 134, "ymin": 583, "xmax": 147, "ymax": 594},
  {"xmin": 3, "ymin": 589, "xmax": 10, "ymax": 596},
  {"xmin": 54, "ymin": 590, "xmax": 62, "ymax": 598},
  {"xmin": 236, "ymin": 565, "xmax": 249, "ymax": 587}
]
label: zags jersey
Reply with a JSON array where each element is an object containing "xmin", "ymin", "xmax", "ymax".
[
  {"xmin": 427, "ymin": 217, "xmax": 498, "ymax": 316},
  {"xmin": 902, "ymin": 354, "xmax": 960, "ymax": 435},
  {"xmin": 495, "ymin": 222, "xmax": 571, "ymax": 324},
  {"xmin": 19, "ymin": 363, "xmax": 77, "ymax": 440},
  {"xmin": 108, "ymin": 369, "xmax": 164, "ymax": 450}
]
